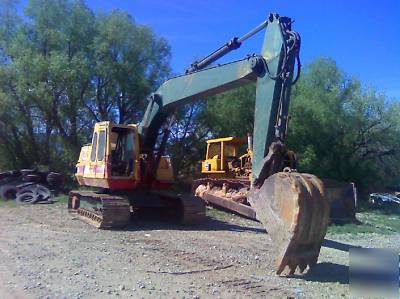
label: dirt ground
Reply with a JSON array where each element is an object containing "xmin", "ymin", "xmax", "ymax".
[{"xmin": 0, "ymin": 201, "xmax": 399, "ymax": 299}]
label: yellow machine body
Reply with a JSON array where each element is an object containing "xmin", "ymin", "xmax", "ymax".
[
  {"xmin": 201, "ymin": 137, "xmax": 252, "ymax": 178},
  {"xmin": 201, "ymin": 136, "xmax": 296, "ymax": 180},
  {"xmin": 75, "ymin": 121, "xmax": 174, "ymax": 189}
]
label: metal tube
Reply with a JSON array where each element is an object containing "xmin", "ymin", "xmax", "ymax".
[
  {"xmin": 247, "ymin": 133, "xmax": 253, "ymax": 151},
  {"xmin": 193, "ymin": 38, "xmax": 240, "ymax": 71},
  {"xmin": 237, "ymin": 20, "xmax": 268, "ymax": 43},
  {"xmin": 186, "ymin": 19, "xmax": 269, "ymax": 73}
]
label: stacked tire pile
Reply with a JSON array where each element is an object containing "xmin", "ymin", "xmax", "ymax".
[{"xmin": 0, "ymin": 169, "xmax": 62, "ymax": 204}]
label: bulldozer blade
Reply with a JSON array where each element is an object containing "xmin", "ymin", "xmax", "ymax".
[{"xmin": 248, "ymin": 172, "xmax": 330, "ymax": 275}]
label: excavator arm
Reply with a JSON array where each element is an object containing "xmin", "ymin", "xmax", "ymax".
[
  {"xmin": 140, "ymin": 57, "xmax": 261, "ymax": 155},
  {"xmin": 138, "ymin": 13, "xmax": 330, "ymax": 275},
  {"xmin": 139, "ymin": 13, "xmax": 297, "ymax": 182}
]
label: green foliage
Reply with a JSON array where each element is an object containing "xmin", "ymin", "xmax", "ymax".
[
  {"xmin": 199, "ymin": 57, "xmax": 400, "ymax": 191},
  {"xmin": 0, "ymin": 0, "xmax": 398, "ymax": 194},
  {"xmin": 0, "ymin": 0, "xmax": 171, "ymax": 173},
  {"xmin": 167, "ymin": 102, "xmax": 210, "ymax": 180},
  {"xmin": 201, "ymin": 83, "xmax": 255, "ymax": 137},
  {"xmin": 289, "ymin": 58, "xmax": 400, "ymax": 191}
]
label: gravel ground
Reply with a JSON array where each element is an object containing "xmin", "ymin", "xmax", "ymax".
[{"xmin": 0, "ymin": 202, "xmax": 399, "ymax": 299}]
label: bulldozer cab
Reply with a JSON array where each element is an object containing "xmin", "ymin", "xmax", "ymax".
[{"xmin": 201, "ymin": 137, "xmax": 248, "ymax": 177}]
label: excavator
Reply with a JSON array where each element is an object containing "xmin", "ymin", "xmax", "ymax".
[{"xmin": 69, "ymin": 13, "xmax": 330, "ymax": 275}]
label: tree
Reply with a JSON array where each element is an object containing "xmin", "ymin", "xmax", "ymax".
[
  {"xmin": 201, "ymin": 84, "xmax": 256, "ymax": 137},
  {"xmin": 167, "ymin": 102, "xmax": 211, "ymax": 180},
  {"xmin": 289, "ymin": 58, "xmax": 400, "ymax": 190},
  {"xmin": 0, "ymin": 0, "xmax": 171, "ymax": 173},
  {"xmin": 88, "ymin": 10, "xmax": 170, "ymax": 124},
  {"xmin": 197, "ymin": 58, "xmax": 400, "ymax": 191}
]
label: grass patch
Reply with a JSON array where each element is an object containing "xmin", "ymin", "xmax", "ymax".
[
  {"xmin": 206, "ymin": 206, "xmax": 237, "ymax": 221},
  {"xmin": 0, "ymin": 199, "xmax": 18, "ymax": 208},
  {"xmin": 0, "ymin": 193, "xmax": 69, "ymax": 208},
  {"xmin": 53, "ymin": 194, "xmax": 69, "ymax": 205},
  {"xmin": 328, "ymin": 207, "xmax": 400, "ymax": 235}
]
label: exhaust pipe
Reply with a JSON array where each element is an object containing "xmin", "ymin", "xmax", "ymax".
[{"xmin": 247, "ymin": 133, "xmax": 253, "ymax": 151}]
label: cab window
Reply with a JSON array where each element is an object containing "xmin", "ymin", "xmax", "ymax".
[
  {"xmin": 207, "ymin": 143, "xmax": 221, "ymax": 159},
  {"xmin": 223, "ymin": 143, "xmax": 236, "ymax": 158},
  {"xmin": 97, "ymin": 130, "xmax": 107, "ymax": 161},
  {"xmin": 90, "ymin": 132, "xmax": 98, "ymax": 162}
]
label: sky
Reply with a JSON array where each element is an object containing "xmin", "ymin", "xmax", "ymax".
[{"xmin": 20, "ymin": 0, "xmax": 400, "ymax": 99}]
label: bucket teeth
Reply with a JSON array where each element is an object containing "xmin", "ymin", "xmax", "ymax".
[
  {"xmin": 277, "ymin": 255, "xmax": 316, "ymax": 275},
  {"xmin": 276, "ymin": 257, "xmax": 287, "ymax": 275},
  {"xmin": 248, "ymin": 172, "xmax": 330, "ymax": 275},
  {"xmin": 277, "ymin": 252, "xmax": 322, "ymax": 275},
  {"xmin": 288, "ymin": 261, "xmax": 297, "ymax": 275}
]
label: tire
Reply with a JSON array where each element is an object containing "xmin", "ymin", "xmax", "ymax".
[
  {"xmin": 0, "ymin": 184, "xmax": 18, "ymax": 200},
  {"xmin": 0, "ymin": 171, "xmax": 13, "ymax": 181},
  {"xmin": 20, "ymin": 169, "xmax": 35, "ymax": 176},
  {"xmin": 0, "ymin": 171, "xmax": 21, "ymax": 184},
  {"xmin": 22, "ymin": 174, "xmax": 42, "ymax": 183},
  {"xmin": 46, "ymin": 172, "xmax": 62, "ymax": 188},
  {"xmin": 0, "ymin": 176, "xmax": 16, "ymax": 185},
  {"xmin": 10, "ymin": 170, "xmax": 22, "ymax": 177},
  {"xmin": 15, "ymin": 184, "xmax": 52, "ymax": 204}
]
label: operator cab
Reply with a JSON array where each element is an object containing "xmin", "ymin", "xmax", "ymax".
[
  {"xmin": 75, "ymin": 121, "xmax": 174, "ymax": 190},
  {"xmin": 75, "ymin": 122, "xmax": 139, "ymax": 189},
  {"xmin": 110, "ymin": 126, "xmax": 135, "ymax": 177}
]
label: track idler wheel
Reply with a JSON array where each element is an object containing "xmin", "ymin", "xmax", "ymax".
[{"xmin": 248, "ymin": 172, "xmax": 330, "ymax": 275}]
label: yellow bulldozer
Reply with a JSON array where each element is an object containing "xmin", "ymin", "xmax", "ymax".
[
  {"xmin": 69, "ymin": 13, "xmax": 330, "ymax": 275},
  {"xmin": 199, "ymin": 135, "xmax": 295, "ymax": 179},
  {"xmin": 194, "ymin": 135, "xmax": 296, "ymax": 219}
]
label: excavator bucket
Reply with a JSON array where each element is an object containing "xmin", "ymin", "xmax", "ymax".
[{"xmin": 248, "ymin": 171, "xmax": 330, "ymax": 275}]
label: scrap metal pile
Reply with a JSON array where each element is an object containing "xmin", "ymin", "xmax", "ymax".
[{"xmin": 0, "ymin": 169, "xmax": 62, "ymax": 204}]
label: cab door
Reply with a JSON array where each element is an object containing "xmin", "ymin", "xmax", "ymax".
[
  {"xmin": 83, "ymin": 126, "xmax": 108, "ymax": 180},
  {"xmin": 94, "ymin": 128, "xmax": 107, "ymax": 179},
  {"xmin": 83, "ymin": 131, "xmax": 97, "ymax": 179}
]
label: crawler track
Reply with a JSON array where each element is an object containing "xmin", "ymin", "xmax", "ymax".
[
  {"xmin": 69, "ymin": 191, "xmax": 206, "ymax": 229},
  {"xmin": 68, "ymin": 191, "xmax": 131, "ymax": 229}
]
